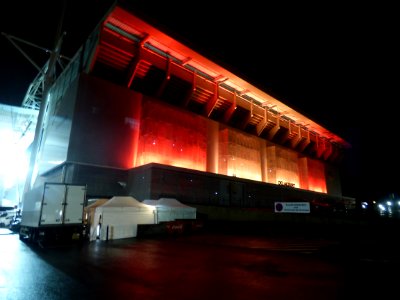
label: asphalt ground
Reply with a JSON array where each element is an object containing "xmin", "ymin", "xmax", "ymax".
[{"xmin": 1, "ymin": 217, "xmax": 399, "ymax": 300}]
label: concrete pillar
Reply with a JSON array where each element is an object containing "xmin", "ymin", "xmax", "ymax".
[{"xmin": 207, "ymin": 120, "xmax": 219, "ymax": 173}]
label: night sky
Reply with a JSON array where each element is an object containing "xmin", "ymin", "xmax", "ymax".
[{"xmin": 0, "ymin": 1, "xmax": 398, "ymax": 202}]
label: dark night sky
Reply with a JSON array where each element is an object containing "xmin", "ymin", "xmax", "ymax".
[{"xmin": 1, "ymin": 1, "xmax": 398, "ymax": 202}]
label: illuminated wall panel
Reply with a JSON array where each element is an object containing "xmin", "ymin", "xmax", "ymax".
[
  {"xmin": 136, "ymin": 99, "xmax": 207, "ymax": 171},
  {"xmin": 306, "ymin": 158, "xmax": 327, "ymax": 193},
  {"xmin": 266, "ymin": 145, "xmax": 277, "ymax": 184},
  {"xmin": 298, "ymin": 157, "xmax": 309, "ymax": 190},
  {"xmin": 266, "ymin": 145, "xmax": 300, "ymax": 187},
  {"xmin": 218, "ymin": 127, "xmax": 262, "ymax": 181},
  {"xmin": 275, "ymin": 146, "xmax": 299, "ymax": 188}
]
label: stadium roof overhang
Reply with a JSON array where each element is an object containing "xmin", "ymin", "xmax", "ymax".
[{"xmin": 85, "ymin": 5, "xmax": 351, "ymax": 163}]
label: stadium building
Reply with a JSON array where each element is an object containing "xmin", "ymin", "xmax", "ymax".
[{"xmin": 22, "ymin": 2, "xmax": 355, "ymax": 221}]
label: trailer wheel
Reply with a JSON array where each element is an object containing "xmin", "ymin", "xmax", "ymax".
[
  {"xmin": 19, "ymin": 227, "xmax": 28, "ymax": 242},
  {"xmin": 29, "ymin": 229, "xmax": 37, "ymax": 243}
]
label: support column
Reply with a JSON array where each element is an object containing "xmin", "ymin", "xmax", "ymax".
[
  {"xmin": 207, "ymin": 120, "xmax": 219, "ymax": 174},
  {"xmin": 260, "ymin": 139, "xmax": 267, "ymax": 183}
]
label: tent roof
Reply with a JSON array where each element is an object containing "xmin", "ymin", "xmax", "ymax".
[
  {"xmin": 157, "ymin": 198, "xmax": 192, "ymax": 208},
  {"xmin": 85, "ymin": 199, "xmax": 109, "ymax": 209},
  {"xmin": 99, "ymin": 196, "xmax": 153, "ymax": 209},
  {"xmin": 143, "ymin": 198, "xmax": 195, "ymax": 210},
  {"xmin": 142, "ymin": 199, "xmax": 158, "ymax": 206}
]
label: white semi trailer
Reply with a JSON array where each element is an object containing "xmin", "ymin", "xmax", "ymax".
[{"xmin": 19, "ymin": 183, "xmax": 87, "ymax": 244}]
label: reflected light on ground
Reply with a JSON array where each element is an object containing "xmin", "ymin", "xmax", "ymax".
[{"xmin": 0, "ymin": 229, "xmax": 23, "ymax": 287}]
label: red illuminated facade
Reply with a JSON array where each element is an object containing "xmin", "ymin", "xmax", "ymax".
[{"xmin": 88, "ymin": 5, "xmax": 349, "ymax": 193}]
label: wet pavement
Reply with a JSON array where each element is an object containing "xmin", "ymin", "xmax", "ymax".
[{"xmin": 1, "ymin": 220, "xmax": 399, "ymax": 300}]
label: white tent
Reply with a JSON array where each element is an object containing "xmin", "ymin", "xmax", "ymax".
[
  {"xmin": 143, "ymin": 198, "xmax": 196, "ymax": 223},
  {"xmin": 91, "ymin": 196, "xmax": 155, "ymax": 241}
]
